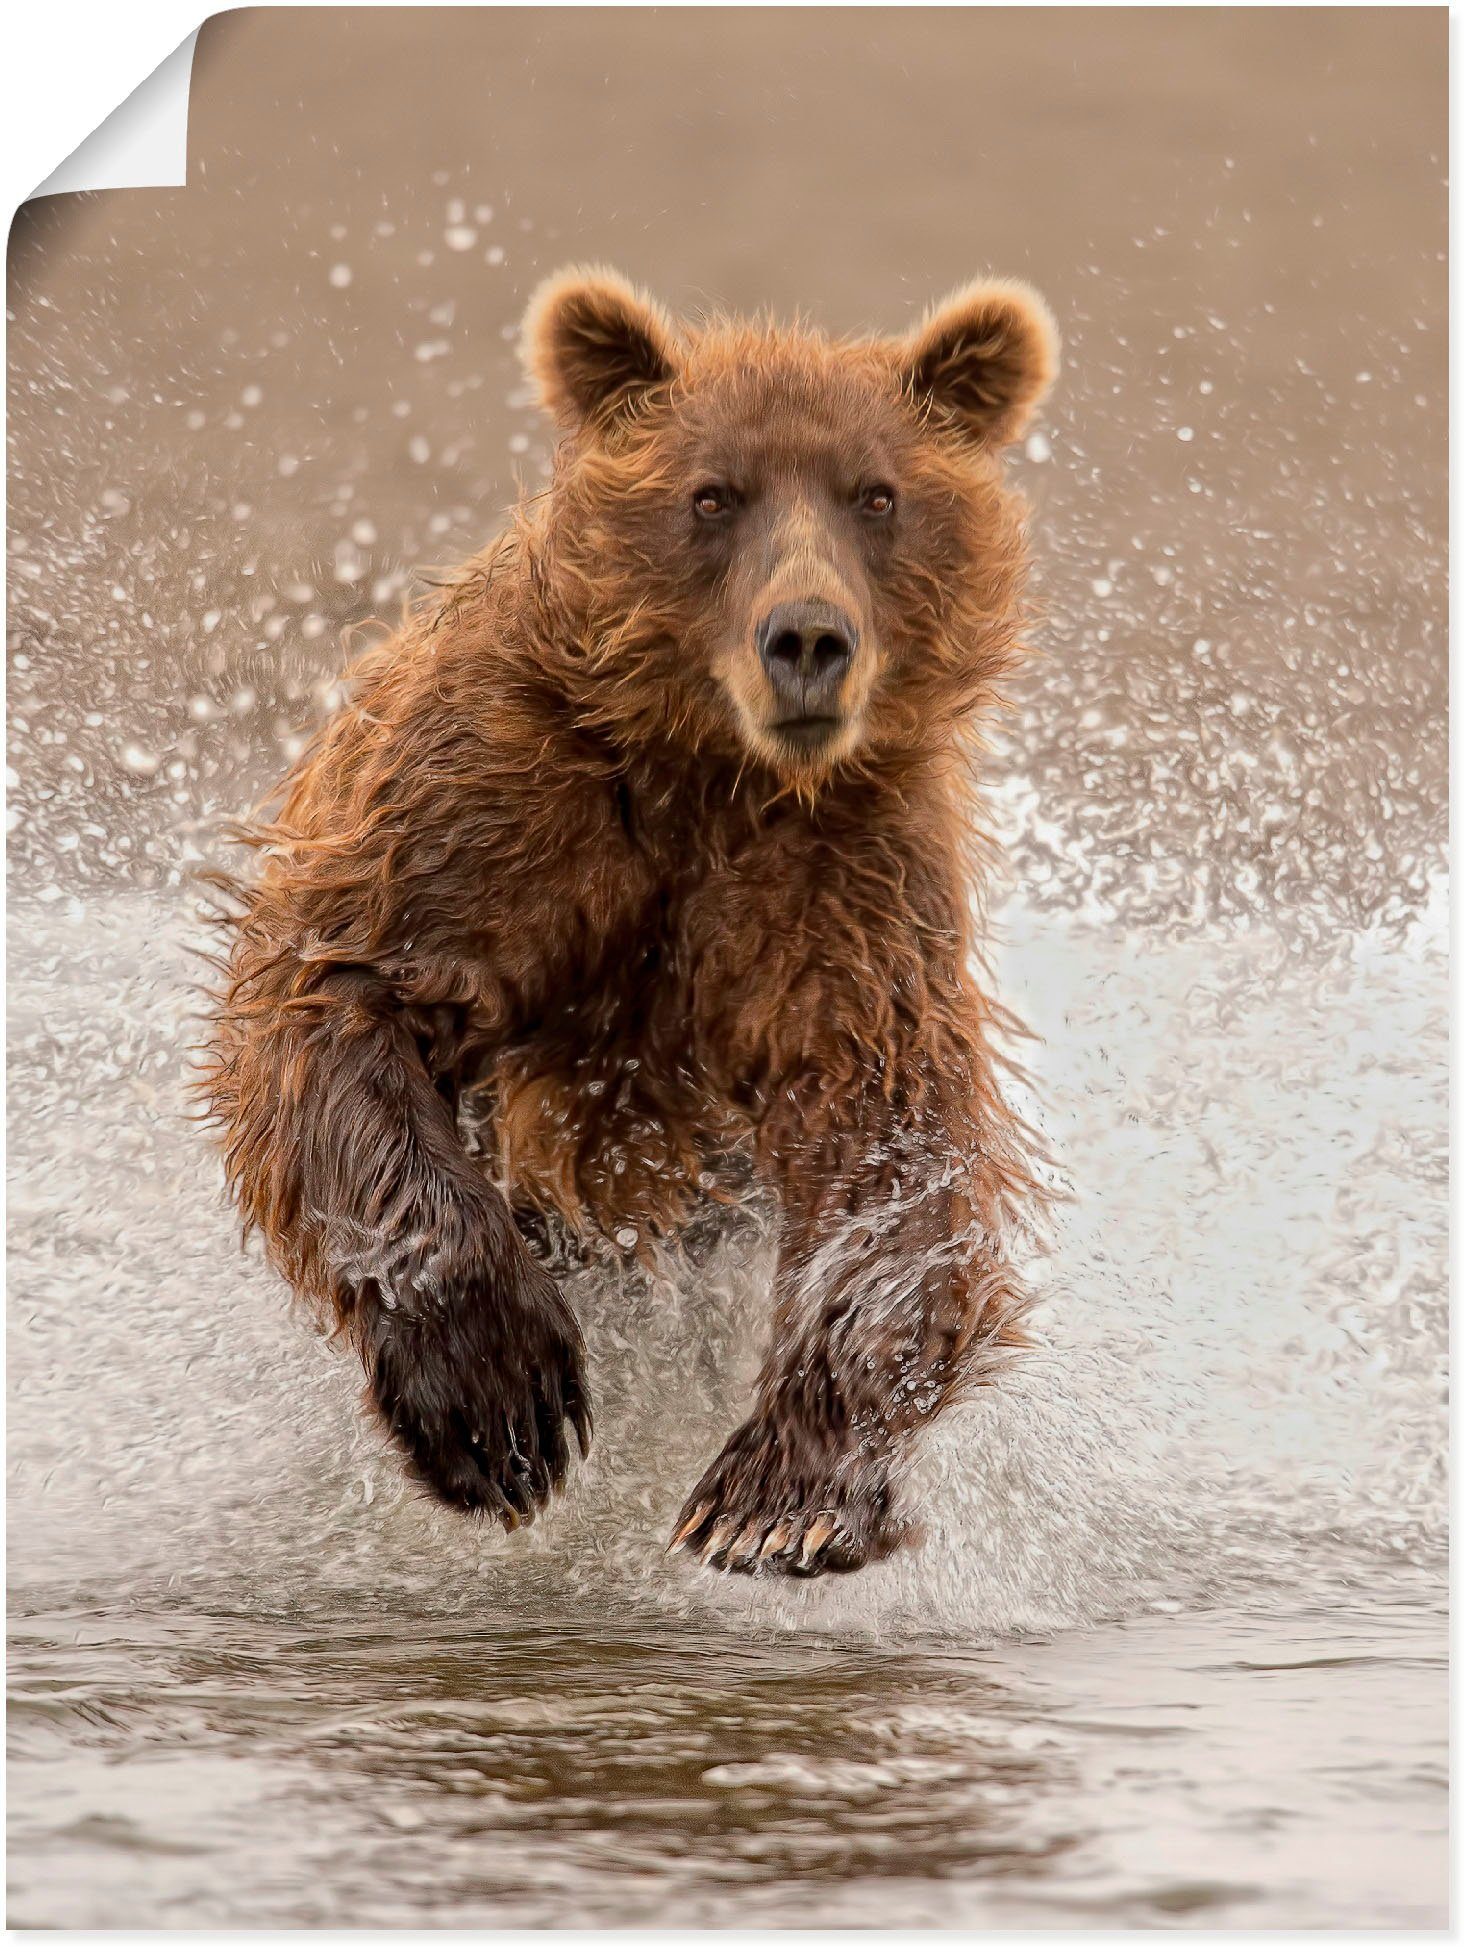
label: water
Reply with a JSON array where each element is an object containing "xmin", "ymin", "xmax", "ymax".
[
  {"xmin": 7, "ymin": 1605, "xmax": 1445, "ymax": 1930},
  {"xmin": 6, "ymin": 886, "xmax": 1448, "ymax": 1927},
  {"xmin": 7, "ymin": 7, "xmax": 1447, "ymax": 1929}
]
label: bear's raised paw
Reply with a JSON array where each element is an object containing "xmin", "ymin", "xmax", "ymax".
[{"xmin": 363, "ymin": 1263, "xmax": 592, "ymax": 1527}]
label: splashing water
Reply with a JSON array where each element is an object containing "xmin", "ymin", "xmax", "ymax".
[{"xmin": 7, "ymin": 870, "xmax": 1446, "ymax": 1924}]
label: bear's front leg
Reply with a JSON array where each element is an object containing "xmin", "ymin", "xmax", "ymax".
[
  {"xmin": 671, "ymin": 1092, "xmax": 1031, "ymax": 1577},
  {"xmin": 210, "ymin": 965, "xmax": 591, "ymax": 1522}
]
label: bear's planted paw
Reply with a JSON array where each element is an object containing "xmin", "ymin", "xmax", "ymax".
[
  {"xmin": 668, "ymin": 1416, "xmax": 909, "ymax": 1578},
  {"xmin": 365, "ymin": 1267, "xmax": 591, "ymax": 1528}
]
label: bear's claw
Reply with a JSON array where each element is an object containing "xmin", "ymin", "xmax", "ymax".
[
  {"xmin": 670, "ymin": 1498, "xmax": 881, "ymax": 1577},
  {"xmin": 668, "ymin": 1500, "xmax": 714, "ymax": 1551},
  {"xmin": 669, "ymin": 1415, "xmax": 908, "ymax": 1578}
]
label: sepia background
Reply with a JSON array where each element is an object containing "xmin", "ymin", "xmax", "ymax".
[{"xmin": 8, "ymin": 7, "xmax": 1447, "ymax": 1930}]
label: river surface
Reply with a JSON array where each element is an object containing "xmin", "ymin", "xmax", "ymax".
[{"xmin": 7, "ymin": 6, "xmax": 1447, "ymax": 1931}]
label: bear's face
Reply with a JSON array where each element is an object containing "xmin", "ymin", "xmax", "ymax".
[{"xmin": 524, "ymin": 270, "xmax": 1058, "ymax": 786}]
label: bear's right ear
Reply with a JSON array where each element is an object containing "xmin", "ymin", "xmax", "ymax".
[{"xmin": 521, "ymin": 266, "xmax": 680, "ymax": 432}]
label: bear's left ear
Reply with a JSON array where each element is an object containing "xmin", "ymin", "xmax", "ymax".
[
  {"xmin": 521, "ymin": 266, "xmax": 681, "ymax": 432},
  {"xmin": 898, "ymin": 278, "xmax": 1059, "ymax": 449}
]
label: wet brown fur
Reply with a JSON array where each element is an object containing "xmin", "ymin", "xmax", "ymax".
[{"xmin": 200, "ymin": 269, "xmax": 1059, "ymax": 1575}]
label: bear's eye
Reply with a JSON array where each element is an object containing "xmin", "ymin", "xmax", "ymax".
[
  {"xmin": 860, "ymin": 485, "xmax": 896, "ymax": 518},
  {"xmin": 692, "ymin": 485, "xmax": 734, "ymax": 520}
]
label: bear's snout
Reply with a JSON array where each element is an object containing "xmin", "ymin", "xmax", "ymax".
[{"xmin": 755, "ymin": 600, "xmax": 859, "ymax": 729}]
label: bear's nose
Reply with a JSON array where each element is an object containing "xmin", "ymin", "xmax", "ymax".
[{"xmin": 755, "ymin": 601, "xmax": 859, "ymax": 715}]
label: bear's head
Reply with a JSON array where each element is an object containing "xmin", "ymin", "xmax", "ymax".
[{"xmin": 522, "ymin": 268, "xmax": 1057, "ymax": 789}]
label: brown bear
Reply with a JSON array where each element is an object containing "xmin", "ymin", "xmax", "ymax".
[{"xmin": 201, "ymin": 267, "xmax": 1058, "ymax": 1577}]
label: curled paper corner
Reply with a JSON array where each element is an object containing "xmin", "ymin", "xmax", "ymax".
[{"xmin": 28, "ymin": 29, "xmax": 200, "ymax": 201}]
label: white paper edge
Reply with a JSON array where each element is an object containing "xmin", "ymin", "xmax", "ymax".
[{"xmin": 28, "ymin": 28, "xmax": 199, "ymax": 201}]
